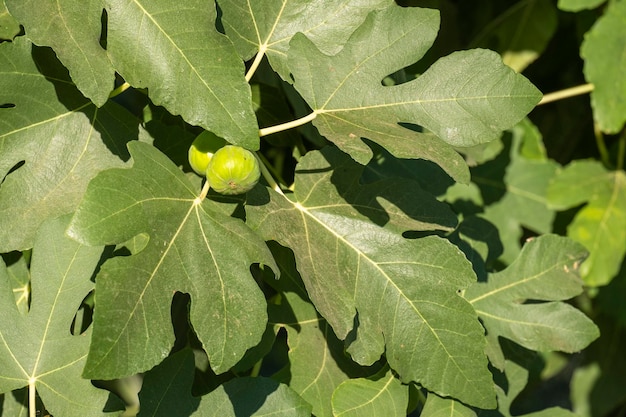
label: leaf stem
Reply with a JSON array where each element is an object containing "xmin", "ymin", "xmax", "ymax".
[
  {"xmin": 259, "ymin": 111, "xmax": 318, "ymax": 137},
  {"xmin": 108, "ymin": 82, "xmax": 131, "ymax": 99},
  {"xmin": 29, "ymin": 378, "xmax": 36, "ymax": 417},
  {"xmin": 199, "ymin": 180, "xmax": 211, "ymax": 200},
  {"xmin": 617, "ymin": 129, "xmax": 626, "ymax": 171},
  {"xmin": 594, "ymin": 123, "xmax": 612, "ymax": 169},
  {"xmin": 250, "ymin": 359, "xmax": 263, "ymax": 377},
  {"xmin": 537, "ymin": 83, "xmax": 594, "ymax": 106},
  {"xmin": 245, "ymin": 47, "xmax": 267, "ymax": 82},
  {"xmin": 256, "ymin": 152, "xmax": 285, "ymax": 196}
]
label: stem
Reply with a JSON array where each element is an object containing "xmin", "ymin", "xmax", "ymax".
[
  {"xmin": 199, "ymin": 180, "xmax": 211, "ymax": 201},
  {"xmin": 256, "ymin": 152, "xmax": 285, "ymax": 196},
  {"xmin": 245, "ymin": 47, "xmax": 267, "ymax": 82},
  {"xmin": 29, "ymin": 378, "xmax": 36, "ymax": 417},
  {"xmin": 250, "ymin": 359, "xmax": 263, "ymax": 377},
  {"xmin": 594, "ymin": 123, "xmax": 612, "ymax": 169},
  {"xmin": 617, "ymin": 129, "xmax": 626, "ymax": 171},
  {"xmin": 259, "ymin": 111, "xmax": 318, "ymax": 137},
  {"xmin": 108, "ymin": 82, "xmax": 131, "ymax": 99},
  {"xmin": 537, "ymin": 83, "xmax": 594, "ymax": 106}
]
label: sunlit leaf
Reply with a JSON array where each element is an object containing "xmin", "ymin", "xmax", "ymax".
[
  {"xmin": 548, "ymin": 160, "xmax": 626, "ymax": 286},
  {"xmin": 103, "ymin": 0, "xmax": 259, "ymax": 148},
  {"xmin": 67, "ymin": 141, "xmax": 277, "ymax": 378},
  {"xmin": 465, "ymin": 235, "xmax": 599, "ymax": 369},
  {"xmin": 0, "ymin": 37, "xmax": 143, "ymax": 252},
  {"xmin": 0, "ymin": 2, "xmax": 20, "ymax": 40},
  {"xmin": 247, "ymin": 147, "xmax": 495, "ymax": 408},
  {"xmin": 331, "ymin": 369, "xmax": 408, "ymax": 417},
  {"xmin": 6, "ymin": 0, "xmax": 114, "ymax": 105},
  {"xmin": 581, "ymin": 0, "xmax": 626, "ymax": 133},
  {"xmin": 220, "ymin": 0, "xmax": 391, "ymax": 80},
  {"xmin": 287, "ymin": 4, "xmax": 541, "ymax": 180},
  {"xmin": 0, "ymin": 215, "xmax": 123, "ymax": 417}
]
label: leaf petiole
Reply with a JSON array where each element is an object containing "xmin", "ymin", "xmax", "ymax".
[
  {"xmin": 259, "ymin": 111, "xmax": 318, "ymax": 137},
  {"xmin": 108, "ymin": 82, "xmax": 131, "ymax": 99},
  {"xmin": 594, "ymin": 123, "xmax": 612, "ymax": 169},
  {"xmin": 245, "ymin": 47, "xmax": 267, "ymax": 82},
  {"xmin": 199, "ymin": 181, "xmax": 211, "ymax": 200},
  {"xmin": 617, "ymin": 129, "xmax": 626, "ymax": 171},
  {"xmin": 256, "ymin": 152, "xmax": 285, "ymax": 196},
  {"xmin": 29, "ymin": 377, "xmax": 36, "ymax": 417},
  {"xmin": 537, "ymin": 83, "xmax": 594, "ymax": 105}
]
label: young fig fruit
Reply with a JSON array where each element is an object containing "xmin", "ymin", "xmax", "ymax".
[
  {"xmin": 206, "ymin": 145, "xmax": 260, "ymax": 195},
  {"xmin": 188, "ymin": 131, "xmax": 228, "ymax": 176}
]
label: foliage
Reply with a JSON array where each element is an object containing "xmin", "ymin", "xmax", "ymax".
[{"xmin": 0, "ymin": 0, "xmax": 624, "ymax": 416}]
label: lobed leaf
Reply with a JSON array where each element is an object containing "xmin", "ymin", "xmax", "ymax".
[
  {"xmin": 547, "ymin": 161, "xmax": 626, "ymax": 286},
  {"xmin": 247, "ymin": 147, "xmax": 495, "ymax": 408},
  {"xmin": 287, "ymin": 4, "xmax": 541, "ymax": 180},
  {"xmin": 0, "ymin": 1, "xmax": 20, "ymax": 40},
  {"xmin": 0, "ymin": 37, "xmax": 142, "ymax": 252},
  {"xmin": 420, "ymin": 395, "xmax": 476, "ymax": 417},
  {"xmin": 462, "ymin": 120, "xmax": 557, "ymax": 264},
  {"xmin": 581, "ymin": 0, "xmax": 626, "ymax": 133},
  {"xmin": 219, "ymin": 0, "xmax": 391, "ymax": 80},
  {"xmin": 139, "ymin": 349, "xmax": 312, "ymax": 416},
  {"xmin": 331, "ymin": 370, "xmax": 408, "ymax": 417},
  {"xmin": 67, "ymin": 141, "xmax": 277, "ymax": 378},
  {"xmin": 465, "ymin": 235, "xmax": 600, "ymax": 369},
  {"xmin": 103, "ymin": 0, "xmax": 259, "ymax": 149},
  {"xmin": 272, "ymin": 291, "xmax": 366, "ymax": 417},
  {"xmin": 6, "ymin": 0, "xmax": 115, "ymax": 106},
  {"xmin": 0, "ymin": 215, "xmax": 122, "ymax": 417}
]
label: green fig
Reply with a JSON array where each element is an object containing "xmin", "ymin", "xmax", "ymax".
[
  {"xmin": 188, "ymin": 131, "xmax": 228, "ymax": 176},
  {"xmin": 206, "ymin": 145, "xmax": 260, "ymax": 195}
]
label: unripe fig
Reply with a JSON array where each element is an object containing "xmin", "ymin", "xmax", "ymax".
[
  {"xmin": 206, "ymin": 145, "xmax": 260, "ymax": 195},
  {"xmin": 188, "ymin": 131, "xmax": 228, "ymax": 176}
]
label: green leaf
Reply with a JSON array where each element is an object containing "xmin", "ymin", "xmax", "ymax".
[
  {"xmin": 0, "ymin": 37, "xmax": 142, "ymax": 252},
  {"xmin": 547, "ymin": 160, "xmax": 626, "ymax": 286},
  {"xmin": 104, "ymin": 0, "xmax": 259, "ymax": 149},
  {"xmin": 67, "ymin": 141, "xmax": 277, "ymax": 379},
  {"xmin": 6, "ymin": 0, "xmax": 114, "ymax": 106},
  {"xmin": 247, "ymin": 147, "xmax": 495, "ymax": 408},
  {"xmin": 420, "ymin": 394, "xmax": 476, "ymax": 417},
  {"xmin": 570, "ymin": 314, "xmax": 626, "ymax": 417},
  {"xmin": 558, "ymin": 0, "xmax": 606, "ymax": 12},
  {"xmin": 0, "ymin": 215, "xmax": 122, "ymax": 417},
  {"xmin": 272, "ymin": 291, "xmax": 368, "ymax": 417},
  {"xmin": 581, "ymin": 0, "xmax": 626, "ymax": 133},
  {"xmin": 466, "ymin": 122, "xmax": 557, "ymax": 263},
  {"xmin": 219, "ymin": 0, "xmax": 391, "ymax": 80},
  {"xmin": 2, "ymin": 252, "xmax": 30, "ymax": 315},
  {"xmin": 257, "ymin": 242, "xmax": 380, "ymax": 417},
  {"xmin": 138, "ymin": 349, "xmax": 312, "ymax": 416},
  {"xmin": 331, "ymin": 370, "xmax": 408, "ymax": 417},
  {"xmin": 470, "ymin": 0, "xmax": 558, "ymax": 72},
  {"xmin": 465, "ymin": 235, "xmax": 600, "ymax": 370},
  {"xmin": 287, "ymin": 5, "xmax": 541, "ymax": 179},
  {"xmin": 0, "ymin": 1, "xmax": 20, "ymax": 41}
]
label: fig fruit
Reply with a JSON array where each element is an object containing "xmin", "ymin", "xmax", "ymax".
[
  {"xmin": 188, "ymin": 131, "xmax": 228, "ymax": 176},
  {"xmin": 206, "ymin": 145, "xmax": 260, "ymax": 195}
]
